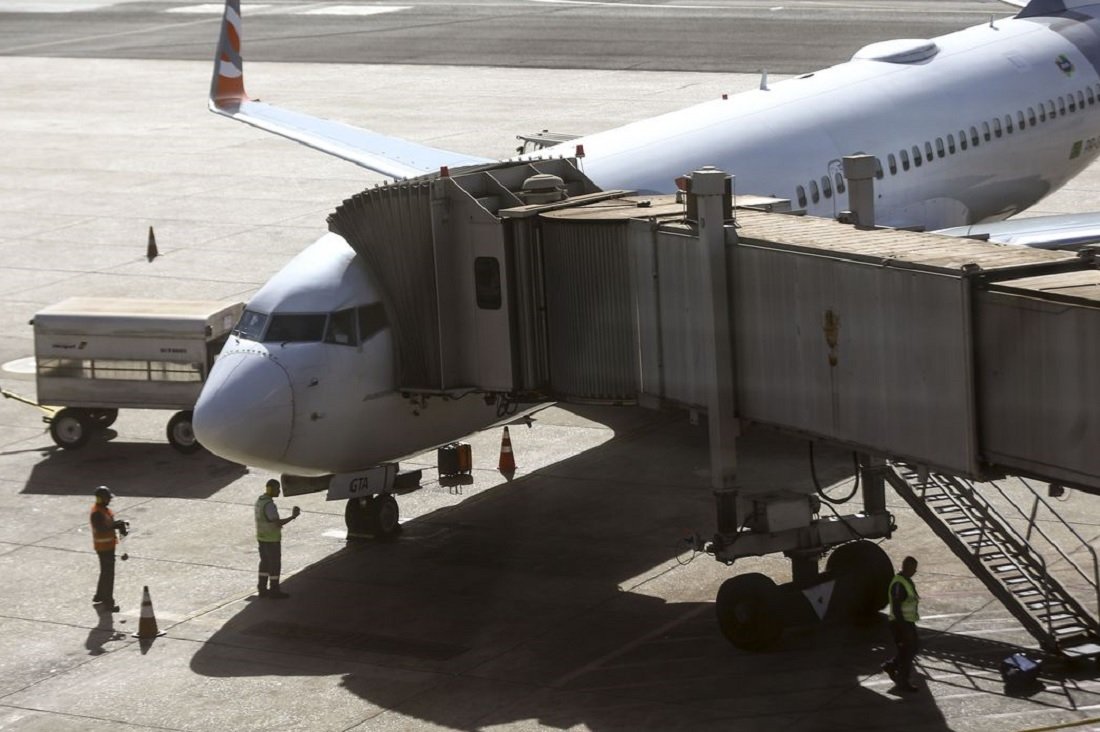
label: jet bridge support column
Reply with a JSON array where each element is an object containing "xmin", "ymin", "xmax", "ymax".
[{"xmin": 691, "ymin": 167, "xmax": 740, "ymax": 510}]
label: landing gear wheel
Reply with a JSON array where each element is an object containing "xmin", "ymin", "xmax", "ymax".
[
  {"xmin": 825, "ymin": 540, "xmax": 894, "ymax": 623},
  {"xmin": 715, "ymin": 573, "xmax": 784, "ymax": 651},
  {"xmin": 345, "ymin": 497, "xmax": 372, "ymax": 542},
  {"xmin": 166, "ymin": 410, "xmax": 201, "ymax": 454},
  {"xmin": 366, "ymin": 494, "xmax": 400, "ymax": 539},
  {"xmin": 50, "ymin": 408, "xmax": 90, "ymax": 449},
  {"xmin": 86, "ymin": 408, "xmax": 118, "ymax": 428}
]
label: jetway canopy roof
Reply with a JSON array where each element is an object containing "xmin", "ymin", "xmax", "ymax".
[{"xmin": 732, "ymin": 209, "xmax": 1080, "ymax": 273}]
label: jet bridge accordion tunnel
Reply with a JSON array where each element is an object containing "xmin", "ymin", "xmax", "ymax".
[{"xmin": 327, "ymin": 159, "xmax": 1100, "ymax": 496}]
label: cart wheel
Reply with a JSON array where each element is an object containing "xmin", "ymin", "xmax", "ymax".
[
  {"xmin": 715, "ymin": 573, "xmax": 784, "ymax": 651},
  {"xmin": 86, "ymin": 408, "xmax": 119, "ymax": 428},
  {"xmin": 167, "ymin": 410, "xmax": 201, "ymax": 454},
  {"xmin": 50, "ymin": 408, "xmax": 90, "ymax": 450},
  {"xmin": 366, "ymin": 494, "xmax": 400, "ymax": 539}
]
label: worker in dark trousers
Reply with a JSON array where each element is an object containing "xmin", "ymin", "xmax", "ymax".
[
  {"xmin": 90, "ymin": 486, "xmax": 127, "ymax": 613},
  {"xmin": 882, "ymin": 555, "xmax": 921, "ymax": 692},
  {"xmin": 255, "ymin": 479, "xmax": 299, "ymax": 599}
]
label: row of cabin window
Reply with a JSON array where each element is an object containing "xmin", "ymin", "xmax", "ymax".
[{"xmin": 793, "ymin": 83, "xmax": 1100, "ymax": 209}]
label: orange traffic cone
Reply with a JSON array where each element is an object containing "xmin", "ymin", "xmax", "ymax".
[
  {"xmin": 132, "ymin": 585, "xmax": 166, "ymax": 638},
  {"xmin": 146, "ymin": 226, "xmax": 158, "ymax": 261},
  {"xmin": 498, "ymin": 426, "xmax": 516, "ymax": 474}
]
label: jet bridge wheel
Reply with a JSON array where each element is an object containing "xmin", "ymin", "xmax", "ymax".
[
  {"xmin": 715, "ymin": 573, "xmax": 784, "ymax": 651},
  {"xmin": 824, "ymin": 540, "xmax": 894, "ymax": 623},
  {"xmin": 166, "ymin": 410, "xmax": 201, "ymax": 454},
  {"xmin": 49, "ymin": 408, "xmax": 90, "ymax": 450}
]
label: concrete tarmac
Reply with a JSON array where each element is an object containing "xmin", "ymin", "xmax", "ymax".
[{"xmin": 4, "ymin": 56, "xmax": 1100, "ymax": 731}]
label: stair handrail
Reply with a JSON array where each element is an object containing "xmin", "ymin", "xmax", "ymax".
[
  {"xmin": 989, "ymin": 477, "xmax": 1100, "ymax": 625},
  {"xmin": 923, "ymin": 472, "xmax": 1057, "ymax": 642}
]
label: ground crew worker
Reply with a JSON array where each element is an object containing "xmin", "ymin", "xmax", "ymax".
[
  {"xmin": 90, "ymin": 485, "xmax": 127, "ymax": 613},
  {"xmin": 882, "ymin": 555, "xmax": 921, "ymax": 692},
  {"xmin": 255, "ymin": 479, "xmax": 299, "ymax": 599}
]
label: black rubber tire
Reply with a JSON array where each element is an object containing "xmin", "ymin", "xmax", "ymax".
[
  {"xmin": 366, "ymin": 494, "xmax": 400, "ymax": 539},
  {"xmin": 86, "ymin": 408, "xmax": 119, "ymax": 428},
  {"xmin": 715, "ymin": 573, "xmax": 784, "ymax": 651},
  {"xmin": 345, "ymin": 498, "xmax": 372, "ymax": 541},
  {"xmin": 825, "ymin": 540, "xmax": 894, "ymax": 622},
  {"xmin": 166, "ymin": 410, "xmax": 201, "ymax": 454},
  {"xmin": 49, "ymin": 408, "xmax": 90, "ymax": 449}
]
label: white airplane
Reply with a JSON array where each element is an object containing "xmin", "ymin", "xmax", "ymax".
[{"xmin": 193, "ymin": 0, "xmax": 1100, "ymax": 514}]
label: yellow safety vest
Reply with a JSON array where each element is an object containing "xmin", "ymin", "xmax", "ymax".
[
  {"xmin": 255, "ymin": 495, "xmax": 281, "ymax": 542},
  {"xmin": 887, "ymin": 574, "xmax": 919, "ymax": 622}
]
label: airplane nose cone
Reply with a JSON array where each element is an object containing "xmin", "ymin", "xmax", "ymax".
[{"xmin": 194, "ymin": 352, "xmax": 293, "ymax": 470}]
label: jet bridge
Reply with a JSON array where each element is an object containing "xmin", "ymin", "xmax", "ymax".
[{"xmin": 327, "ymin": 159, "xmax": 1100, "ymax": 654}]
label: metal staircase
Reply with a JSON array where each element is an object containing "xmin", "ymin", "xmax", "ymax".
[{"xmin": 885, "ymin": 465, "xmax": 1100, "ymax": 660}]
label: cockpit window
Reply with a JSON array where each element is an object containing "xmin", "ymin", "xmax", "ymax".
[
  {"xmin": 233, "ymin": 309, "xmax": 268, "ymax": 340},
  {"xmin": 265, "ymin": 314, "xmax": 327, "ymax": 343},
  {"xmin": 325, "ymin": 309, "xmax": 356, "ymax": 346}
]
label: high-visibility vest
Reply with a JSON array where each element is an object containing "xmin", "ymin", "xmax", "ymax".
[
  {"xmin": 888, "ymin": 574, "xmax": 920, "ymax": 622},
  {"xmin": 90, "ymin": 504, "xmax": 117, "ymax": 552},
  {"xmin": 255, "ymin": 495, "xmax": 281, "ymax": 542}
]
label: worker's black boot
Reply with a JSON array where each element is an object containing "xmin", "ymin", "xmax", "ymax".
[
  {"xmin": 268, "ymin": 578, "xmax": 289, "ymax": 599},
  {"xmin": 257, "ymin": 576, "xmax": 269, "ymax": 598}
]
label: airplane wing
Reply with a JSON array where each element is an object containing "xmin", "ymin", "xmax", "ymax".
[
  {"xmin": 935, "ymin": 212, "xmax": 1100, "ymax": 249},
  {"xmin": 209, "ymin": 0, "xmax": 494, "ymax": 179}
]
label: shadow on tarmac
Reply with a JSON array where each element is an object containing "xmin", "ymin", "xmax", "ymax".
[
  {"xmin": 20, "ymin": 440, "xmax": 245, "ymax": 499},
  {"xmin": 185, "ymin": 405, "xmax": 958, "ymax": 729}
]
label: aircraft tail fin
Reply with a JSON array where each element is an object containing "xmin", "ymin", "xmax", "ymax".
[
  {"xmin": 207, "ymin": 0, "xmax": 494, "ymax": 179},
  {"xmin": 210, "ymin": 0, "xmax": 248, "ymax": 107}
]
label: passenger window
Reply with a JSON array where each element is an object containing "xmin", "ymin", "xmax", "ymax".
[
  {"xmin": 983, "ymin": 121, "xmax": 992, "ymax": 141},
  {"xmin": 1017, "ymin": 111, "xmax": 1026, "ymax": 130},
  {"xmin": 871, "ymin": 161, "xmax": 882, "ymax": 181},
  {"xmin": 900, "ymin": 149, "xmax": 910, "ymax": 171},
  {"xmin": 936, "ymin": 138, "xmax": 945, "ymax": 158},
  {"xmin": 888, "ymin": 153, "xmax": 897, "ymax": 174},
  {"xmin": 970, "ymin": 126, "xmax": 980, "ymax": 146},
  {"xmin": 836, "ymin": 171, "xmax": 848, "ymax": 191},
  {"xmin": 1089, "ymin": 87, "xmax": 1096, "ymax": 104},
  {"xmin": 924, "ymin": 141, "xmax": 933, "ymax": 160},
  {"xmin": 947, "ymin": 134, "xmax": 956, "ymax": 154},
  {"xmin": 958, "ymin": 131, "xmax": 968, "ymax": 151},
  {"xmin": 810, "ymin": 180, "xmax": 820, "ymax": 203},
  {"xmin": 1069, "ymin": 94, "xmax": 1077, "ymax": 112},
  {"xmin": 1048, "ymin": 100, "xmax": 1057, "ymax": 118},
  {"xmin": 232, "ymin": 309, "xmax": 268, "ymax": 340},
  {"xmin": 265, "ymin": 314, "xmax": 327, "ymax": 343},
  {"xmin": 324, "ymin": 309, "xmax": 356, "ymax": 346},
  {"xmin": 1028, "ymin": 107, "xmax": 1037, "ymax": 125},
  {"xmin": 357, "ymin": 302, "xmax": 387, "ymax": 342},
  {"xmin": 1004, "ymin": 115, "xmax": 1012, "ymax": 134},
  {"xmin": 912, "ymin": 145, "xmax": 922, "ymax": 167},
  {"xmin": 993, "ymin": 119, "xmax": 1002, "ymax": 138},
  {"xmin": 821, "ymin": 176, "xmax": 832, "ymax": 199},
  {"xmin": 796, "ymin": 185, "xmax": 807, "ymax": 207},
  {"xmin": 1077, "ymin": 90, "xmax": 1085, "ymax": 108},
  {"xmin": 1059, "ymin": 96, "xmax": 1066, "ymax": 115},
  {"xmin": 474, "ymin": 257, "xmax": 502, "ymax": 310}
]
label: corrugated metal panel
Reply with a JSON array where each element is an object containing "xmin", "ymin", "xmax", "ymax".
[
  {"xmin": 732, "ymin": 242, "xmax": 979, "ymax": 475},
  {"xmin": 976, "ymin": 291, "xmax": 1100, "ymax": 488},
  {"xmin": 328, "ymin": 183, "xmax": 438, "ymax": 389},
  {"xmin": 541, "ymin": 219, "xmax": 638, "ymax": 401}
]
